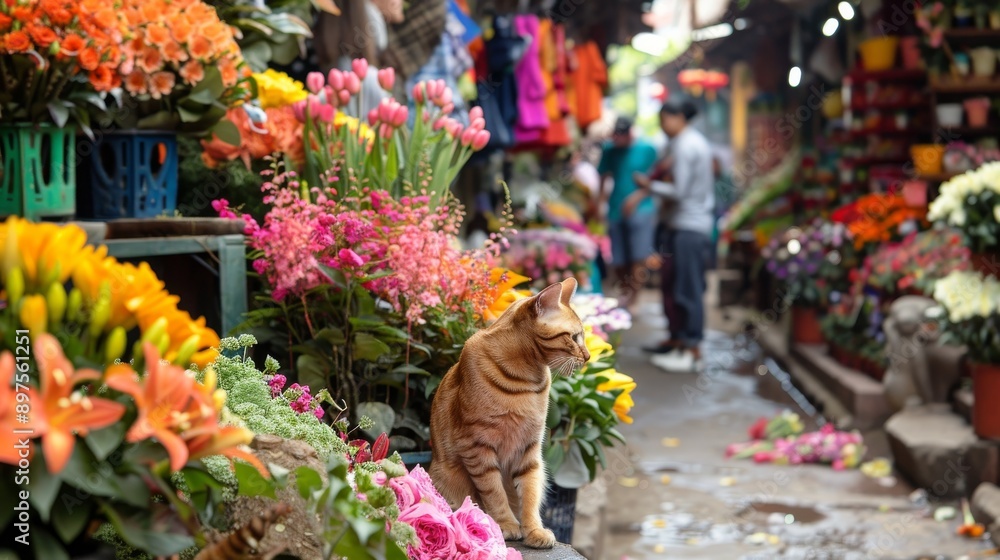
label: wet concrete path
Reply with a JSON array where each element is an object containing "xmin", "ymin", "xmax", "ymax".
[{"xmin": 602, "ymin": 293, "xmax": 997, "ymax": 560}]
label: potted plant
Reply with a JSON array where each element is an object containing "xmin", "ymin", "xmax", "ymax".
[
  {"xmin": 544, "ymin": 324, "xmax": 633, "ymax": 544},
  {"xmin": 932, "ymin": 271, "xmax": 1000, "ymax": 438},
  {"xmin": 82, "ymin": 0, "xmax": 253, "ymax": 219},
  {"xmin": 761, "ymin": 219, "xmax": 853, "ymax": 345},
  {"xmin": 0, "ymin": 0, "xmax": 129, "ymax": 219},
  {"xmin": 928, "ymin": 162, "xmax": 1000, "ymax": 277}
]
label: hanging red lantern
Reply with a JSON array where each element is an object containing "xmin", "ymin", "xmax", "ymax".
[
  {"xmin": 702, "ymin": 71, "xmax": 729, "ymax": 101},
  {"xmin": 678, "ymin": 68, "xmax": 706, "ymax": 97}
]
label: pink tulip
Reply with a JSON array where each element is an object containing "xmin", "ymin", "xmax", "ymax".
[
  {"xmin": 469, "ymin": 106, "xmax": 483, "ymax": 121},
  {"xmin": 292, "ymin": 99, "xmax": 307, "ymax": 122},
  {"xmin": 338, "ymin": 89, "xmax": 351, "ymax": 105},
  {"xmin": 460, "ymin": 127, "xmax": 476, "ymax": 146},
  {"xmin": 318, "ymin": 104, "xmax": 335, "ymax": 123},
  {"xmin": 377, "ymin": 67, "xmax": 395, "ymax": 91},
  {"xmin": 379, "ymin": 123, "xmax": 392, "ymax": 138},
  {"xmin": 437, "ymin": 87, "xmax": 453, "ymax": 107},
  {"xmin": 433, "ymin": 116, "xmax": 448, "ymax": 131},
  {"xmin": 424, "ymin": 80, "xmax": 441, "ymax": 101},
  {"xmin": 306, "ymin": 71, "xmax": 325, "ymax": 94},
  {"xmin": 471, "ymin": 129, "xmax": 490, "ymax": 150},
  {"xmin": 412, "ymin": 83, "xmax": 425, "ymax": 103},
  {"xmin": 441, "ymin": 102, "xmax": 454, "ymax": 115},
  {"xmin": 470, "ymin": 117, "xmax": 486, "ymax": 131},
  {"xmin": 368, "ymin": 108, "xmax": 379, "ymax": 126},
  {"xmin": 323, "ymin": 85, "xmax": 336, "ymax": 104},
  {"xmin": 447, "ymin": 121, "xmax": 463, "ymax": 138},
  {"xmin": 307, "ymin": 94, "xmax": 323, "ymax": 116},
  {"xmin": 434, "ymin": 79, "xmax": 447, "ymax": 98},
  {"xmin": 422, "ymin": 112, "xmax": 430, "ymax": 123},
  {"xmin": 345, "ymin": 72, "xmax": 361, "ymax": 95},
  {"xmin": 378, "ymin": 99, "xmax": 394, "ymax": 123},
  {"xmin": 351, "ymin": 58, "xmax": 369, "ymax": 80},
  {"xmin": 328, "ymin": 69, "xmax": 345, "ymax": 91},
  {"xmin": 391, "ymin": 105, "xmax": 408, "ymax": 127}
]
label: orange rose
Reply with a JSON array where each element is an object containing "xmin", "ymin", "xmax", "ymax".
[
  {"xmin": 162, "ymin": 40, "xmax": 187, "ymax": 64},
  {"xmin": 125, "ymin": 71, "xmax": 148, "ymax": 94},
  {"xmin": 145, "ymin": 23, "xmax": 171, "ymax": 47},
  {"xmin": 179, "ymin": 60, "xmax": 204, "ymax": 85},
  {"xmin": 94, "ymin": 8, "xmax": 117, "ymax": 29},
  {"xmin": 149, "ymin": 71, "xmax": 175, "ymax": 100},
  {"xmin": 78, "ymin": 47, "xmax": 100, "ymax": 71},
  {"xmin": 81, "ymin": 0, "xmax": 103, "ymax": 12},
  {"xmin": 139, "ymin": 2, "xmax": 160, "ymax": 23},
  {"xmin": 3, "ymin": 31, "xmax": 31, "ymax": 53},
  {"xmin": 89, "ymin": 66, "xmax": 114, "ymax": 91},
  {"xmin": 0, "ymin": 14, "xmax": 11, "ymax": 31},
  {"xmin": 137, "ymin": 47, "xmax": 162, "ymax": 74},
  {"xmin": 60, "ymin": 33, "xmax": 84, "ymax": 55},
  {"xmin": 27, "ymin": 25, "xmax": 58, "ymax": 48},
  {"xmin": 10, "ymin": 7, "xmax": 33, "ymax": 21}
]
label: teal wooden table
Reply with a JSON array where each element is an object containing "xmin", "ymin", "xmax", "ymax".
[{"xmin": 101, "ymin": 233, "xmax": 248, "ymax": 335}]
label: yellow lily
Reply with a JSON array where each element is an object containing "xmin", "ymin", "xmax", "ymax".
[
  {"xmin": 19, "ymin": 294, "xmax": 48, "ymax": 334},
  {"xmin": 483, "ymin": 268, "xmax": 532, "ymax": 322},
  {"xmin": 595, "ymin": 369, "xmax": 637, "ymax": 425},
  {"xmin": 583, "ymin": 326, "xmax": 613, "ymax": 364},
  {"xmin": 0, "ymin": 217, "xmax": 88, "ymax": 288}
]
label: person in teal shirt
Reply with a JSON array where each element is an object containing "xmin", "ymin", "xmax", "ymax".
[{"xmin": 597, "ymin": 117, "xmax": 659, "ymax": 308}]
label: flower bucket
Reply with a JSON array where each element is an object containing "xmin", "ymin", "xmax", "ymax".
[
  {"xmin": 900, "ymin": 37, "xmax": 922, "ymax": 70},
  {"xmin": 972, "ymin": 363, "xmax": 1000, "ymax": 439},
  {"xmin": 936, "ymin": 103, "xmax": 964, "ymax": 127},
  {"xmin": 81, "ymin": 131, "xmax": 178, "ymax": 219},
  {"xmin": 791, "ymin": 306, "xmax": 824, "ymax": 345},
  {"xmin": 911, "ymin": 144, "xmax": 945, "ymax": 175},
  {"xmin": 971, "ymin": 252, "xmax": 999, "ymax": 278},
  {"xmin": 859, "ymin": 37, "xmax": 900, "ymax": 71},
  {"xmin": 540, "ymin": 483, "xmax": 577, "ymax": 544},
  {"xmin": 963, "ymin": 97, "xmax": 991, "ymax": 128},
  {"xmin": 398, "ymin": 451, "xmax": 432, "ymax": 470},
  {"xmin": 0, "ymin": 124, "xmax": 76, "ymax": 219},
  {"xmin": 970, "ymin": 47, "xmax": 997, "ymax": 78}
]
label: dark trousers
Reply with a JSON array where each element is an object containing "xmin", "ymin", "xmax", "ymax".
[{"xmin": 658, "ymin": 227, "xmax": 710, "ymax": 347}]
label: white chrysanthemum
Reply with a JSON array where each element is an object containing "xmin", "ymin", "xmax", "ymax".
[{"xmin": 934, "ymin": 271, "xmax": 1000, "ymax": 322}]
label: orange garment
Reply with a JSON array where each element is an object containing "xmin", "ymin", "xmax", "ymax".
[
  {"xmin": 572, "ymin": 41, "xmax": 607, "ymax": 131},
  {"xmin": 538, "ymin": 19, "xmax": 560, "ymax": 121}
]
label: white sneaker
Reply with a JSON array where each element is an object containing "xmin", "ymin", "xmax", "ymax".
[{"xmin": 651, "ymin": 349, "xmax": 700, "ymax": 372}]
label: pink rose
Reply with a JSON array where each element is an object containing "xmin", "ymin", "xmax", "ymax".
[
  {"xmin": 389, "ymin": 474, "xmax": 423, "ymax": 510},
  {"xmin": 408, "ymin": 465, "xmax": 453, "ymax": 514},
  {"xmin": 399, "ymin": 502, "xmax": 457, "ymax": 560},
  {"xmin": 507, "ymin": 549, "xmax": 523, "ymax": 560},
  {"xmin": 451, "ymin": 497, "xmax": 507, "ymax": 558}
]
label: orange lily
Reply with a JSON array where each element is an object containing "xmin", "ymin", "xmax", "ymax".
[
  {"xmin": 33, "ymin": 334, "xmax": 126, "ymax": 473},
  {"xmin": 0, "ymin": 352, "xmax": 39, "ymax": 466},
  {"xmin": 484, "ymin": 268, "xmax": 532, "ymax": 322},
  {"xmin": 105, "ymin": 344, "xmax": 265, "ymax": 475},
  {"xmin": 595, "ymin": 369, "xmax": 637, "ymax": 425}
]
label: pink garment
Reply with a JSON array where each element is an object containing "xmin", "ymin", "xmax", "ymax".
[
  {"xmin": 513, "ymin": 14, "xmax": 549, "ymax": 143},
  {"xmin": 552, "ymin": 23, "xmax": 569, "ymax": 115}
]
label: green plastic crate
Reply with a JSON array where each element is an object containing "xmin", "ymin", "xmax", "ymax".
[{"xmin": 0, "ymin": 125, "xmax": 76, "ymax": 219}]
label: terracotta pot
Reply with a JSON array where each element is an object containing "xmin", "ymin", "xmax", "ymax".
[
  {"xmin": 792, "ymin": 306, "xmax": 824, "ymax": 345},
  {"xmin": 971, "ymin": 252, "xmax": 1000, "ymax": 277},
  {"xmin": 972, "ymin": 362, "xmax": 1000, "ymax": 439},
  {"xmin": 964, "ymin": 97, "xmax": 991, "ymax": 127}
]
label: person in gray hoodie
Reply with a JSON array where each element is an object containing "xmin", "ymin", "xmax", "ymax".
[{"xmin": 624, "ymin": 98, "xmax": 714, "ymax": 371}]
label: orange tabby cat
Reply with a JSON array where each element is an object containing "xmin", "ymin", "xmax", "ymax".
[{"xmin": 429, "ymin": 278, "xmax": 590, "ymax": 549}]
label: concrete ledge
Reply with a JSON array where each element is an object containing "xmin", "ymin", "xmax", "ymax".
[
  {"xmin": 885, "ymin": 405, "xmax": 978, "ymax": 498},
  {"xmin": 972, "ymin": 482, "xmax": 1000, "ymax": 548},
  {"xmin": 508, "ymin": 542, "xmax": 585, "ymax": 559},
  {"xmin": 790, "ymin": 344, "xmax": 891, "ymax": 430}
]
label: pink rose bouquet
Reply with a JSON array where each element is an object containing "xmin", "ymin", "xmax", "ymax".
[{"xmin": 389, "ymin": 466, "xmax": 523, "ymax": 560}]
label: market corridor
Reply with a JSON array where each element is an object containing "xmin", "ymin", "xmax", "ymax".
[{"xmin": 599, "ymin": 290, "xmax": 995, "ymax": 560}]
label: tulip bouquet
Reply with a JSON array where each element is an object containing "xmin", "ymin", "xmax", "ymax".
[
  {"xmin": 111, "ymin": 0, "xmax": 252, "ymax": 136},
  {"xmin": 0, "ymin": 217, "xmax": 220, "ymax": 370},
  {"xmin": 927, "ymin": 162, "xmax": 1000, "ymax": 255},
  {"xmin": 0, "ymin": 334, "xmax": 266, "ymax": 558},
  {"xmin": 726, "ymin": 423, "xmax": 865, "ymax": 471},
  {"xmin": 0, "ymin": 0, "xmax": 128, "ymax": 133}
]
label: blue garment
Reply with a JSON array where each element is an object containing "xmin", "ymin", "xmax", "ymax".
[
  {"xmin": 669, "ymin": 229, "xmax": 711, "ymax": 346},
  {"xmin": 597, "ymin": 140, "xmax": 658, "ymax": 223},
  {"xmin": 406, "ymin": 10, "xmax": 474, "ymax": 125}
]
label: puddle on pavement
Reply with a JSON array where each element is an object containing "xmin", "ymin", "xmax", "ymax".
[{"xmin": 738, "ymin": 501, "xmax": 826, "ymax": 525}]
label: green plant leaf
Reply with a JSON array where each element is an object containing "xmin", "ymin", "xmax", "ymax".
[
  {"xmin": 235, "ymin": 461, "xmax": 276, "ymax": 499},
  {"xmin": 210, "ymin": 118, "xmax": 242, "ymax": 146},
  {"xmin": 31, "ymin": 527, "xmax": 69, "ymax": 560},
  {"xmin": 391, "ymin": 363, "xmax": 430, "ymax": 376},
  {"xmin": 355, "ymin": 401, "xmax": 395, "ymax": 437},
  {"xmin": 47, "ymin": 101, "xmax": 69, "ymax": 128},
  {"xmin": 100, "ymin": 502, "xmax": 195, "ymax": 556},
  {"xmin": 189, "ymin": 65, "xmax": 224, "ymax": 101},
  {"xmin": 353, "ymin": 332, "xmax": 390, "ymax": 362},
  {"xmin": 26, "ymin": 456, "xmax": 61, "ymax": 522},
  {"xmin": 50, "ymin": 497, "xmax": 92, "ymax": 543},
  {"xmin": 86, "ymin": 423, "xmax": 126, "ymax": 461},
  {"xmin": 177, "ymin": 104, "xmax": 206, "ymax": 123},
  {"xmin": 296, "ymin": 354, "xmax": 329, "ymax": 395},
  {"xmin": 137, "ymin": 110, "xmax": 177, "ymax": 130},
  {"xmin": 314, "ymin": 327, "xmax": 347, "ymax": 345},
  {"xmin": 544, "ymin": 441, "xmax": 566, "ymax": 473},
  {"xmin": 295, "ymin": 466, "xmax": 325, "ymax": 499},
  {"xmin": 266, "ymin": 12, "xmax": 312, "ymax": 34}
]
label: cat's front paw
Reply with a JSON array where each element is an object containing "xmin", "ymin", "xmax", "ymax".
[
  {"xmin": 499, "ymin": 520, "xmax": 523, "ymax": 541},
  {"xmin": 522, "ymin": 527, "xmax": 556, "ymax": 549}
]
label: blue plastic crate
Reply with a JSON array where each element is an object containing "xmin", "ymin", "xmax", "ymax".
[{"xmin": 86, "ymin": 131, "xmax": 178, "ymax": 218}]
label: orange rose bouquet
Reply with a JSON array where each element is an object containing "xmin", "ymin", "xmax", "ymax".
[
  {"xmin": 112, "ymin": 0, "xmax": 252, "ymax": 137},
  {"xmin": 0, "ymin": 0, "xmax": 128, "ymax": 133}
]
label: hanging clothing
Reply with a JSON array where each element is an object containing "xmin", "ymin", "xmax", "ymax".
[
  {"xmin": 477, "ymin": 14, "xmax": 525, "ymax": 150},
  {"xmin": 406, "ymin": 8, "xmax": 474, "ymax": 125},
  {"xmin": 537, "ymin": 20, "xmax": 570, "ymax": 147},
  {"xmin": 571, "ymin": 41, "xmax": 607, "ymax": 131},
  {"xmin": 513, "ymin": 14, "xmax": 548, "ymax": 143},
  {"xmin": 380, "ymin": 0, "xmax": 447, "ymax": 82}
]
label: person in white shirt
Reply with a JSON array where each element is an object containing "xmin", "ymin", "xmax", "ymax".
[{"xmin": 625, "ymin": 98, "xmax": 714, "ymax": 372}]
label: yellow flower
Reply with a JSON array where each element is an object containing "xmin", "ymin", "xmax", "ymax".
[
  {"xmin": 334, "ymin": 111, "xmax": 375, "ymax": 143},
  {"xmin": 19, "ymin": 294, "xmax": 47, "ymax": 334},
  {"xmin": 584, "ymin": 326, "xmax": 613, "ymax": 363},
  {"xmin": 0, "ymin": 217, "xmax": 88, "ymax": 289},
  {"xmin": 253, "ymin": 69, "xmax": 308, "ymax": 109},
  {"xmin": 595, "ymin": 369, "xmax": 636, "ymax": 424},
  {"xmin": 483, "ymin": 268, "xmax": 532, "ymax": 322}
]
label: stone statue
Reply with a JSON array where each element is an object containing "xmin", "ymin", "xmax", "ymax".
[{"xmin": 882, "ymin": 296, "xmax": 941, "ymax": 412}]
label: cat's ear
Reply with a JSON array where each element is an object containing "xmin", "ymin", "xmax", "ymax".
[
  {"xmin": 559, "ymin": 277, "xmax": 577, "ymax": 306},
  {"xmin": 535, "ymin": 282, "xmax": 563, "ymax": 316}
]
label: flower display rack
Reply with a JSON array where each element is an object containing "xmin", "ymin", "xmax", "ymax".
[
  {"xmin": 0, "ymin": 124, "xmax": 76, "ymax": 219},
  {"xmin": 84, "ymin": 131, "xmax": 178, "ymax": 219}
]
